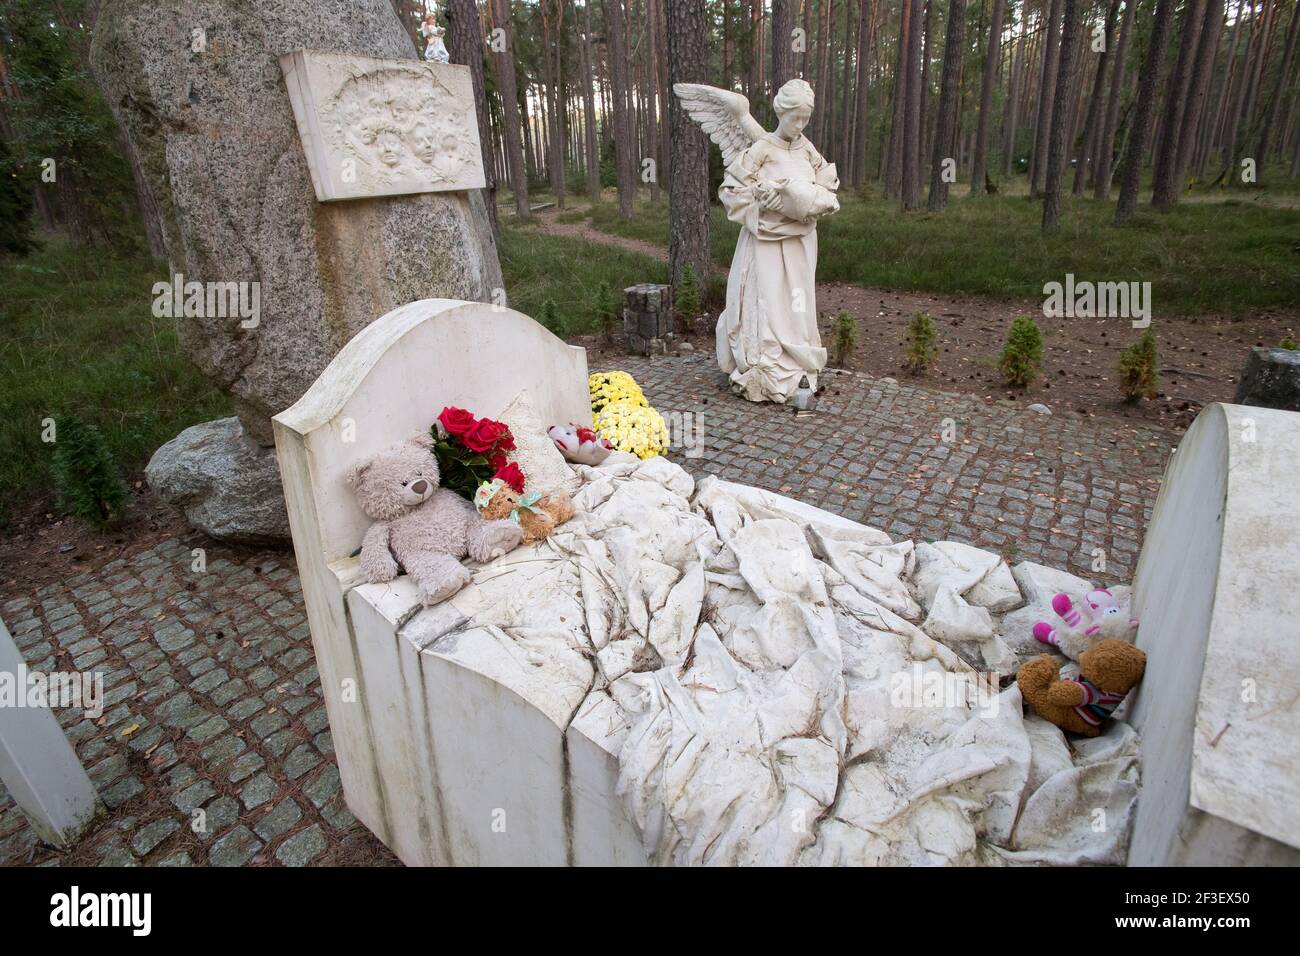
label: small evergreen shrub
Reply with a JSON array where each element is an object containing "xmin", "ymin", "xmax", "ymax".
[
  {"xmin": 903, "ymin": 311, "xmax": 939, "ymax": 374},
  {"xmin": 1279, "ymin": 336, "xmax": 1298, "ymax": 350},
  {"xmin": 51, "ymin": 417, "xmax": 127, "ymax": 528},
  {"xmin": 831, "ymin": 311, "xmax": 857, "ymax": 366},
  {"xmin": 1118, "ymin": 330, "xmax": 1161, "ymax": 402},
  {"xmin": 592, "ymin": 281, "xmax": 618, "ymax": 340},
  {"xmin": 999, "ymin": 316, "xmax": 1044, "ymax": 387},
  {"xmin": 540, "ymin": 298, "xmax": 562, "ymax": 335},
  {"xmin": 675, "ymin": 265, "xmax": 702, "ymax": 323}
]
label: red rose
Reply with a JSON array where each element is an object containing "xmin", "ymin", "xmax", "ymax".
[
  {"xmin": 438, "ymin": 406, "xmax": 477, "ymax": 438},
  {"xmin": 488, "ymin": 450, "xmax": 508, "ymax": 472},
  {"xmin": 464, "ymin": 417, "xmax": 511, "ymax": 453},
  {"xmin": 576, "ymin": 426, "xmax": 598, "ymax": 443},
  {"xmin": 493, "ymin": 462, "xmax": 526, "ymax": 494}
]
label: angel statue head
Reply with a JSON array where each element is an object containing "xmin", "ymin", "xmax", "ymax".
[{"xmin": 773, "ymin": 79, "xmax": 815, "ymax": 142}]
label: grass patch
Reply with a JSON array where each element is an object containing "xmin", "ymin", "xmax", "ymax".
[
  {"xmin": 498, "ymin": 224, "xmax": 667, "ymax": 335},
  {"xmin": 0, "ymin": 240, "xmax": 228, "ymax": 525},
  {"xmin": 578, "ymin": 189, "xmax": 1300, "ymax": 317}
]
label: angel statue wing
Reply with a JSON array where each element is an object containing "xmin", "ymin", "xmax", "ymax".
[{"xmin": 672, "ymin": 84, "xmax": 766, "ymax": 169}]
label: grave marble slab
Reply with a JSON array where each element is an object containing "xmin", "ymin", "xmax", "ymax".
[{"xmin": 280, "ymin": 50, "xmax": 486, "ymax": 202}]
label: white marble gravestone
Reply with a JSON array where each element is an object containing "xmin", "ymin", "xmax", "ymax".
[{"xmin": 280, "ymin": 50, "xmax": 486, "ymax": 202}]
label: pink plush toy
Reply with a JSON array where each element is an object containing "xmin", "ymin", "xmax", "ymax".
[
  {"xmin": 1033, "ymin": 588, "xmax": 1139, "ymax": 661},
  {"xmin": 548, "ymin": 423, "xmax": 614, "ymax": 466}
]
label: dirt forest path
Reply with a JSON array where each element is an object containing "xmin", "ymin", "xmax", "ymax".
[{"xmin": 523, "ymin": 205, "xmax": 1295, "ymax": 433}]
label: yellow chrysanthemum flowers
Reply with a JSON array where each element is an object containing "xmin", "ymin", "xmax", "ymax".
[
  {"xmin": 594, "ymin": 401, "xmax": 670, "ymax": 460},
  {"xmin": 589, "ymin": 371, "xmax": 648, "ymax": 414},
  {"xmin": 588, "ymin": 372, "xmax": 667, "ymax": 459}
]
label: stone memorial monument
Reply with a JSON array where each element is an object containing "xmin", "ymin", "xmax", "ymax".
[
  {"xmin": 90, "ymin": 0, "xmax": 503, "ymax": 542},
  {"xmin": 675, "ymin": 79, "xmax": 840, "ymax": 404}
]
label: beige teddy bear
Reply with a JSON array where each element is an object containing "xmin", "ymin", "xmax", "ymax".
[{"xmin": 347, "ymin": 434, "xmax": 523, "ymax": 605}]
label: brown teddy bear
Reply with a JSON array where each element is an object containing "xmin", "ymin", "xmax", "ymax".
[
  {"xmin": 473, "ymin": 478, "xmax": 575, "ymax": 544},
  {"xmin": 347, "ymin": 434, "xmax": 524, "ymax": 606},
  {"xmin": 1017, "ymin": 639, "xmax": 1146, "ymax": 737}
]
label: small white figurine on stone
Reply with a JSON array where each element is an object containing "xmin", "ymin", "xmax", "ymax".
[
  {"xmin": 420, "ymin": 9, "xmax": 450, "ymax": 64},
  {"xmin": 675, "ymin": 79, "xmax": 840, "ymax": 404}
]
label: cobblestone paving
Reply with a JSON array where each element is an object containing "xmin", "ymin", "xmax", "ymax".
[
  {"xmin": 0, "ymin": 355, "xmax": 1178, "ymax": 866},
  {"xmin": 0, "ymin": 542, "xmax": 397, "ymax": 867},
  {"xmin": 618, "ymin": 354, "xmax": 1177, "ymax": 581}
]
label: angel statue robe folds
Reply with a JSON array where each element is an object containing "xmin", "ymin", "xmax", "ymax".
[{"xmin": 675, "ymin": 79, "xmax": 840, "ymax": 404}]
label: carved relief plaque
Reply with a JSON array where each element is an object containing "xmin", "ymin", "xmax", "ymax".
[{"xmin": 280, "ymin": 50, "xmax": 486, "ymax": 202}]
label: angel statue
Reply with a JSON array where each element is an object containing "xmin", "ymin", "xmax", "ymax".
[
  {"xmin": 674, "ymin": 79, "xmax": 839, "ymax": 404},
  {"xmin": 420, "ymin": 9, "xmax": 450, "ymax": 64}
]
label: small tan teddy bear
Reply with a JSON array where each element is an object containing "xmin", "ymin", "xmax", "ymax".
[
  {"xmin": 474, "ymin": 478, "xmax": 575, "ymax": 544},
  {"xmin": 1017, "ymin": 639, "xmax": 1147, "ymax": 737},
  {"xmin": 347, "ymin": 434, "xmax": 524, "ymax": 605}
]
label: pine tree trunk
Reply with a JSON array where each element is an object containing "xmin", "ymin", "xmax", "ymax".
[
  {"xmin": 581, "ymin": 0, "xmax": 601, "ymax": 202},
  {"xmin": 1044, "ymin": 0, "xmax": 1081, "ymax": 230},
  {"xmin": 1094, "ymin": 0, "xmax": 1137, "ymax": 198},
  {"xmin": 886, "ymin": 0, "xmax": 912, "ymax": 198},
  {"xmin": 928, "ymin": 0, "xmax": 967, "ymax": 211},
  {"xmin": 773, "ymin": 0, "xmax": 796, "ymax": 93},
  {"xmin": 970, "ymin": 0, "xmax": 1006, "ymax": 194},
  {"xmin": 1257, "ymin": 0, "xmax": 1300, "ymax": 171},
  {"xmin": 645, "ymin": 0, "xmax": 662, "ymax": 203},
  {"xmin": 852, "ymin": 0, "xmax": 878, "ymax": 185},
  {"xmin": 541, "ymin": 0, "xmax": 567, "ymax": 208},
  {"xmin": 1031, "ymin": 0, "xmax": 1065, "ymax": 197},
  {"xmin": 1174, "ymin": 0, "xmax": 1226, "ymax": 189},
  {"xmin": 839, "ymin": 0, "xmax": 857, "ymax": 167},
  {"xmin": 606, "ymin": 0, "xmax": 636, "ymax": 218},
  {"xmin": 1002, "ymin": 22, "xmax": 1026, "ymax": 178},
  {"xmin": 919, "ymin": 0, "xmax": 934, "ymax": 162},
  {"xmin": 1116, "ymin": 0, "xmax": 1177, "ymax": 223},
  {"xmin": 1152, "ymin": 0, "xmax": 1207, "ymax": 209},
  {"xmin": 667, "ymin": 0, "xmax": 712, "ymax": 287},
  {"xmin": 902, "ymin": 0, "xmax": 925, "ymax": 208},
  {"xmin": 493, "ymin": 0, "xmax": 530, "ymax": 219},
  {"xmin": 447, "ymin": 0, "xmax": 498, "ymax": 236},
  {"xmin": 1073, "ymin": 0, "xmax": 1119, "ymax": 195}
]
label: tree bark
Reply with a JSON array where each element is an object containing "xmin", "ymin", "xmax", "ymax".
[
  {"xmin": 1257, "ymin": 0, "xmax": 1300, "ymax": 171},
  {"xmin": 1174, "ymin": 0, "xmax": 1226, "ymax": 188},
  {"xmin": 970, "ymin": 0, "xmax": 1007, "ymax": 193},
  {"xmin": 852, "ymin": 0, "xmax": 878, "ymax": 185},
  {"xmin": 839, "ymin": 0, "xmax": 857, "ymax": 166},
  {"xmin": 1152, "ymin": 0, "xmax": 1207, "ymax": 208},
  {"xmin": 1030, "ymin": 0, "xmax": 1064, "ymax": 197},
  {"xmin": 580, "ymin": 0, "xmax": 601, "ymax": 202},
  {"xmin": 1094, "ymin": 0, "xmax": 1137, "ymax": 198},
  {"xmin": 1044, "ymin": 0, "xmax": 1081, "ymax": 230},
  {"xmin": 772, "ymin": 0, "xmax": 796, "ymax": 93},
  {"xmin": 1002, "ymin": 20, "xmax": 1027, "ymax": 178},
  {"xmin": 928, "ymin": 0, "xmax": 967, "ymax": 211},
  {"xmin": 886, "ymin": 0, "xmax": 910, "ymax": 197},
  {"xmin": 606, "ymin": 0, "xmax": 636, "ymax": 218},
  {"xmin": 1073, "ymin": 0, "xmax": 1119, "ymax": 195},
  {"xmin": 447, "ymin": 0, "xmax": 498, "ymax": 237},
  {"xmin": 1116, "ymin": 0, "xmax": 1177, "ymax": 223},
  {"xmin": 667, "ymin": 0, "xmax": 712, "ymax": 287},
  {"xmin": 492, "ymin": 0, "xmax": 530, "ymax": 219},
  {"xmin": 902, "ymin": 0, "xmax": 925, "ymax": 208},
  {"xmin": 540, "ymin": 0, "xmax": 567, "ymax": 208}
]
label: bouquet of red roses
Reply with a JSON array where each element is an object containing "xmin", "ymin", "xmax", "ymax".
[{"xmin": 432, "ymin": 406, "xmax": 526, "ymax": 501}]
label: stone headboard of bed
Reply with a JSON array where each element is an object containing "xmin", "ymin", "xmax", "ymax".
[{"xmin": 273, "ymin": 298, "xmax": 591, "ymax": 567}]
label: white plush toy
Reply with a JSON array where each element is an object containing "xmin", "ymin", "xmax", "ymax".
[
  {"xmin": 1032, "ymin": 588, "xmax": 1139, "ymax": 661},
  {"xmin": 548, "ymin": 423, "xmax": 614, "ymax": 466}
]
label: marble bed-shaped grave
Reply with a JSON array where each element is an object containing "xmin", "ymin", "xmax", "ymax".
[{"xmin": 273, "ymin": 298, "xmax": 1158, "ymax": 866}]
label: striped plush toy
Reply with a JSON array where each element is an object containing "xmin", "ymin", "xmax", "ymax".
[{"xmin": 1031, "ymin": 588, "xmax": 1139, "ymax": 661}]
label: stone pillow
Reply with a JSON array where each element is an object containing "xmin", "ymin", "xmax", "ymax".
[{"xmin": 498, "ymin": 389, "xmax": 579, "ymax": 497}]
